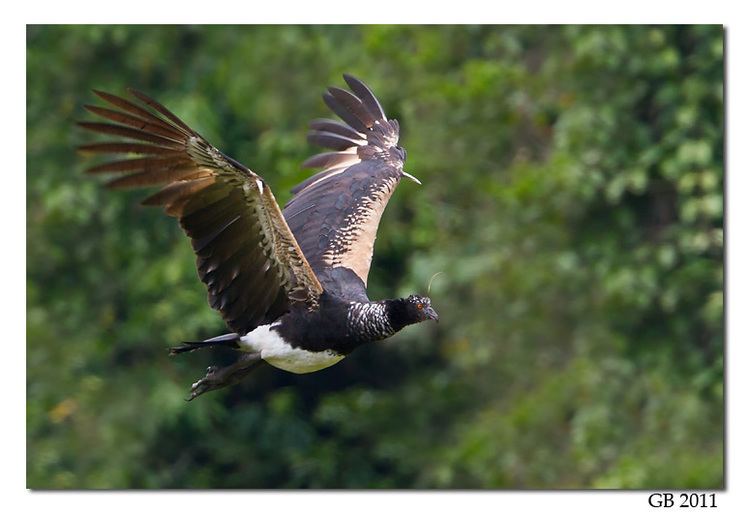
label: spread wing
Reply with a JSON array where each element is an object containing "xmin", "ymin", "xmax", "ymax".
[
  {"xmin": 79, "ymin": 89, "xmax": 323, "ymax": 335},
  {"xmin": 284, "ymin": 74, "xmax": 418, "ymax": 300}
]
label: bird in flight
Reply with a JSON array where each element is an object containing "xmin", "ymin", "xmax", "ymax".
[{"xmin": 79, "ymin": 74, "xmax": 438, "ymax": 400}]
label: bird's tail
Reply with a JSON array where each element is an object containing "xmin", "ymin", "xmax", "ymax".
[{"xmin": 169, "ymin": 333, "xmax": 240, "ymax": 355}]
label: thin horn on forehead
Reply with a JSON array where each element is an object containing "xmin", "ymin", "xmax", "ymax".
[{"xmin": 427, "ymin": 271, "xmax": 444, "ymax": 296}]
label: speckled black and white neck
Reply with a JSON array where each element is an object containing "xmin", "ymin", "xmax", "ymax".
[{"xmin": 346, "ymin": 301, "xmax": 395, "ymax": 342}]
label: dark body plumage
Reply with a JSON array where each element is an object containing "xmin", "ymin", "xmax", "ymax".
[
  {"xmin": 270, "ymin": 292, "xmax": 433, "ymax": 355},
  {"xmin": 272, "ymin": 293, "xmax": 383, "ymax": 355},
  {"xmin": 80, "ymin": 74, "xmax": 438, "ymax": 399}
]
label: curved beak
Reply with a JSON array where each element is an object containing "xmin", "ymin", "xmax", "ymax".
[{"xmin": 425, "ymin": 306, "xmax": 439, "ymax": 322}]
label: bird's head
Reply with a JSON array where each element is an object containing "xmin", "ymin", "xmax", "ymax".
[
  {"xmin": 404, "ymin": 294, "xmax": 439, "ymax": 323},
  {"xmin": 384, "ymin": 295, "xmax": 439, "ymax": 332}
]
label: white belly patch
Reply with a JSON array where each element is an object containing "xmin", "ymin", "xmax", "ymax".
[{"xmin": 239, "ymin": 324, "xmax": 345, "ymax": 374}]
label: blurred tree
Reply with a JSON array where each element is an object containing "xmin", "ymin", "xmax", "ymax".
[{"xmin": 27, "ymin": 25, "xmax": 723, "ymax": 489}]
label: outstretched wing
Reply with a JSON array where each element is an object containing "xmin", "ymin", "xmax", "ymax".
[
  {"xmin": 79, "ymin": 89, "xmax": 323, "ymax": 335},
  {"xmin": 284, "ymin": 74, "xmax": 417, "ymax": 299}
]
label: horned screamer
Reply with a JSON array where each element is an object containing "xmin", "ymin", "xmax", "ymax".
[{"xmin": 79, "ymin": 75, "xmax": 438, "ymax": 399}]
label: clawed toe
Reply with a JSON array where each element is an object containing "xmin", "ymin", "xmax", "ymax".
[
  {"xmin": 188, "ymin": 379, "xmax": 211, "ymax": 401},
  {"xmin": 187, "ymin": 368, "xmax": 219, "ymax": 401},
  {"xmin": 184, "ymin": 353, "xmax": 262, "ymax": 401}
]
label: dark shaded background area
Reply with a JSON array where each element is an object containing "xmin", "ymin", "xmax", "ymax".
[{"xmin": 27, "ymin": 25, "xmax": 723, "ymax": 489}]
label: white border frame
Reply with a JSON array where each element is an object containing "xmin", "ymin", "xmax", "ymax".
[{"xmin": 11, "ymin": 2, "xmax": 747, "ymax": 511}]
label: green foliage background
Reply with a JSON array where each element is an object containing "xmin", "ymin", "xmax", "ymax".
[{"xmin": 27, "ymin": 25, "xmax": 724, "ymax": 489}]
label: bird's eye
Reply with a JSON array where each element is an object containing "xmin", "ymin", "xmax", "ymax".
[{"xmin": 417, "ymin": 303, "xmax": 423, "ymax": 310}]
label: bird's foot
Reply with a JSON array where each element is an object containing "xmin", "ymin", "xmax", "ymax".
[
  {"xmin": 185, "ymin": 354, "xmax": 261, "ymax": 401},
  {"xmin": 188, "ymin": 368, "xmax": 221, "ymax": 401}
]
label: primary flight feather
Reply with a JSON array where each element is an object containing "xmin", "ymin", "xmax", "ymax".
[{"xmin": 80, "ymin": 74, "xmax": 438, "ymax": 400}]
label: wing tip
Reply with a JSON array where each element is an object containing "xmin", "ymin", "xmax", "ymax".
[
  {"xmin": 341, "ymin": 73, "xmax": 362, "ymax": 89},
  {"xmin": 91, "ymin": 88, "xmax": 108, "ymax": 99},
  {"xmin": 126, "ymin": 86, "xmax": 145, "ymax": 97}
]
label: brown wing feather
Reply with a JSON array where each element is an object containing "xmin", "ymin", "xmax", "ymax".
[
  {"xmin": 285, "ymin": 160, "xmax": 401, "ymax": 289},
  {"xmin": 80, "ymin": 89, "xmax": 322, "ymax": 335},
  {"xmin": 284, "ymin": 75, "xmax": 410, "ymax": 297}
]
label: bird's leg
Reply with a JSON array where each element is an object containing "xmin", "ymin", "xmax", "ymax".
[{"xmin": 187, "ymin": 352, "xmax": 262, "ymax": 401}]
